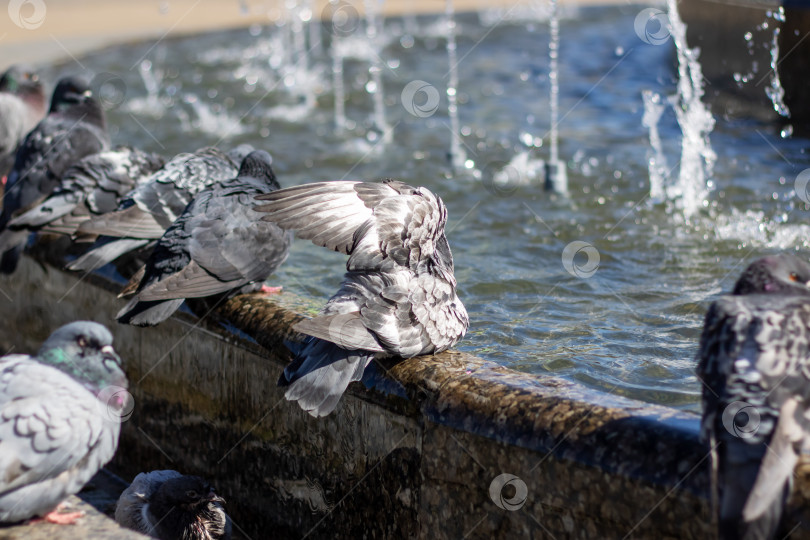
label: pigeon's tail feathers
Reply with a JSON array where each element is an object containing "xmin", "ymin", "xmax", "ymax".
[
  {"xmin": 717, "ymin": 407, "xmax": 798, "ymax": 540},
  {"xmin": 116, "ymin": 297, "xmax": 184, "ymax": 327},
  {"xmin": 280, "ymin": 336, "xmax": 375, "ymax": 417},
  {"xmin": 67, "ymin": 237, "xmax": 149, "ymax": 272}
]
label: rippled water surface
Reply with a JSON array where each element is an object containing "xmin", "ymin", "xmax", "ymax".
[{"xmin": 46, "ymin": 6, "xmax": 810, "ymax": 412}]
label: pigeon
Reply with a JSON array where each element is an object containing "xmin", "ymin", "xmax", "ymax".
[
  {"xmin": 115, "ymin": 470, "xmax": 231, "ymax": 540},
  {"xmin": 255, "ymin": 179, "xmax": 469, "ymax": 417},
  {"xmin": 7, "ymin": 146, "xmax": 165, "ymax": 237},
  {"xmin": 0, "ymin": 76, "xmax": 109, "ymax": 274},
  {"xmin": 0, "ymin": 321, "xmax": 128, "ymax": 524},
  {"xmin": 116, "ymin": 150, "xmax": 291, "ymax": 326},
  {"xmin": 68, "ymin": 145, "xmax": 251, "ymax": 273},
  {"xmin": 697, "ymin": 254, "xmax": 810, "ymax": 540},
  {"xmin": 0, "ymin": 65, "xmax": 46, "ymax": 180}
]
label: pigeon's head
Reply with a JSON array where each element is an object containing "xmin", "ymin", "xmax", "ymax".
[
  {"xmin": 0, "ymin": 65, "xmax": 43, "ymax": 97},
  {"xmin": 49, "ymin": 76, "xmax": 95, "ymax": 112},
  {"xmin": 226, "ymin": 143, "xmax": 255, "ymax": 165},
  {"xmin": 238, "ymin": 150, "xmax": 278, "ymax": 189},
  {"xmin": 733, "ymin": 254, "xmax": 810, "ymax": 296},
  {"xmin": 37, "ymin": 321, "xmax": 128, "ymax": 391},
  {"xmin": 155, "ymin": 475, "xmax": 226, "ymax": 512}
]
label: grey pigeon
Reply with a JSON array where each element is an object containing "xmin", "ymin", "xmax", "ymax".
[
  {"xmin": 0, "ymin": 65, "xmax": 46, "ymax": 180},
  {"xmin": 0, "ymin": 321, "xmax": 128, "ymax": 524},
  {"xmin": 697, "ymin": 254, "xmax": 810, "ymax": 540},
  {"xmin": 115, "ymin": 470, "xmax": 231, "ymax": 540},
  {"xmin": 68, "ymin": 145, "xmax": 252, "ymax": 273},
  {"xmin": 117, "ymin": 150, "xmax": 291, "ymax": 326},
  {"xmin": 7, "ymin": 146, "xmax": 165, "ymax": 237},
  {"xmin": 255, "ymin": 179, "xmax": 469, "ymax": 416},
  {"xmin": 0, "ymin": 76, "xmax": 109, "ymax": 274}
]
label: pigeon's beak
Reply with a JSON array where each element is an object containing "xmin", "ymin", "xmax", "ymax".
[{"xmin": 206, "ymin": 491, "xmax": 226, "ymax": 504}]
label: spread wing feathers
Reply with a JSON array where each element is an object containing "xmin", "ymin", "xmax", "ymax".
[
  {"xmin": 0, "ymin": 356, "xmax": 108, "ymax": 494},
  {"xmin": 697, "ymin": 295, "xmax": 810, "ymax": 539},
  {"xmin": 294, "ymin": 313, "xmax": 386, "ymax": 353},
  {"xmin": 256, "ymin": 180, "xmax": 448, "ymax": 277},
  {"xmin": 77, "ymin": 205, "xmax": 165, "ymax": 239},
  {"xmin": 280, "ymin": 337, "xmax": 375, "ymax": 417},
  {"xmin": 67, "ymin": 237, "xmax": 151, "ymax": 272}
]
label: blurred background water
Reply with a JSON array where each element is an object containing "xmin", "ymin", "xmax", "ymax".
[{"xmin": 42, "ymin": 4, "xmax": 810, "ymax": 412}]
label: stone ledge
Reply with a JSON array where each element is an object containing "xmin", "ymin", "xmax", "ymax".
[{"xmin": 3, "ymin": 244, "xmax": 810, "ymax": 538}]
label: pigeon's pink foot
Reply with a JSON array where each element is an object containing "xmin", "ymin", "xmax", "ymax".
[
  {"xmin": 1, "ymin": 175, "xmax": 6, "ymax": 186},
  {"xmin": 33, "ymin": 502, "xmax": 85, "ymax": 525},
  {"xmin": 260, "ymin": 285, "xmax": 283, "ymax": 294}
]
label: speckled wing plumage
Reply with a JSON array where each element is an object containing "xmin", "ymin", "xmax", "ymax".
[
  {"xmin": 116, "ymin": 150, "xmax": 291, "ymax": 326},
  {"xmin": 0, "ymin": 355, "xmax": 120, "ymax": 523},
  {"xmin": 255, "ymin": 179, "xmax": 469, "ymax": 416},
  {"xmin": 115, "ymin": 469, "xmax": 183, "ymax": 534},
  {"xmin": 68, "ymin": 147, "xmax": 245, "ymax": 272},
  {"xmin": 8, "ymin": 147, "xmax": 165, "ymax": 236},
  {"xmin": 697, "ymin": 293, "xmax": 810, "ymax": 540},
  {"xmin": 0, "ymin": 96, "xmax": 109, "ymax": 273}
]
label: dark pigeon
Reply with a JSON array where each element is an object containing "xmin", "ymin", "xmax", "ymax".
[
  {"xmin": 697, "ymin": 254, "xmax": 810, "ymax": 540},
  {"xmin": 115, "ymin": 470, "xmax": 231, "ymax": 540},
  {"xmin": 68, "ymin": 145, "xmax": 251, "ymax": 273},
  {"xmin": 117, "ymin": 150, "xmax": 291, "ymax": 326},
  {"xmin": 255, "ymin": 179, "xmax": 469, "ymax": 416},
  {"xmin": 0, "ymin": 321, "xmax": 128, "ymax": 524},
  {"xmin": 0, "ymin": 76, "xmax": 109, "ymax": 274},
  {"xmin": 0, "ymin": 65, "xmax": 46, "ymax": 180},
  {"xmin": 7, "ymin": 146, "xmax": 165, "ymax": 237}
]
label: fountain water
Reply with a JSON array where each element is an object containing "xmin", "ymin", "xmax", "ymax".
[
  {"xmin": 445, "ymin": 0, "xmax": 468, "ymax": 172},
  {"xmin": 543, "ymin": 0, "xmax": 567, "ymax": 193},
  {"xmin": 642, "ymin": 0, "xmax": 715, "ymax": 218},
  {"xmin": 763, "ymin": 7, "xmax": 791, "ymax": 137},
  {"xmin": 365, "ymin": 0, "xmax": 390, "ymax": 143},
  {"xmin": 642, "ymin": 90, "xmax": 669, "ymax": 204}
]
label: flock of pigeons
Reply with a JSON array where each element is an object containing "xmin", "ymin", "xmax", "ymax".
[
  {"xmin": 0, "ymin": 63, "xmax": 808, "ymax": 540},
  {"xmin": 0, "ymin": 66, "xmax": 468, "ymax": 538}
]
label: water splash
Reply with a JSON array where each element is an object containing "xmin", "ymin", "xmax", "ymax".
[
  {"xmin": 125, "ymin": 60, "xmax": 168, "ymax": 117},
  {"xmin": 764, "ymin": 7, "xmax": 790, "ymax": 121},
  {"xmin": 641, "ymin": 90, "xmax": 669, "ymax": 203},
  {"xmin": 664, "ymin": 0, "xmax": 716, "ymax": 218},
  {"xmin": 446, "ymin": 0, "xmax": 468, "ymax": 172},
  {"xmin": 179, "ymin": 93, "xmax": 246, "ymax": 137}
]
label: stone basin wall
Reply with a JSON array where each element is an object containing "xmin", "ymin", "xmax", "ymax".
[{"xmin": 3, "ymin": 248, "xmax": 810, "ymax": 539}]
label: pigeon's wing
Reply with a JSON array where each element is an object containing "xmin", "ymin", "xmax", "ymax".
[
  {"xmin": 0, "ymin": 356, "xmax": 109, "ymax": 494},
  {"xmin": 697, "ymin": 295, "xmax": 810, "ymax": 538},
  {"xmin": 8, "ymin": 189, "xmax": 83, "ymax": 229},
  {"xmin": 66, "ymin": 237, "xmax": 151, "ymax": 272},
  {"xmin": 135, "ymin": 185, "xmax": 291, "ymax": 301},
  {"xmin": 255, "ymin": 181, "xmax": 395, "ymax": 255},
  {"xmin": 77, "ymin": 204, "xmax": 165, "ymax": 239}
]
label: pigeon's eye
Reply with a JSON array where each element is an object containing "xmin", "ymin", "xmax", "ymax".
[
  {"xmin": 790, "ymin": 272, "xmax": 800, "ymax": 282},
  {"xmin": 186, "ymin": 490, "xmax": 198, "ymax": 499},
  {"xmin": 77, "ymin": 336, "xmax": 88, "ymax": 347}
]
